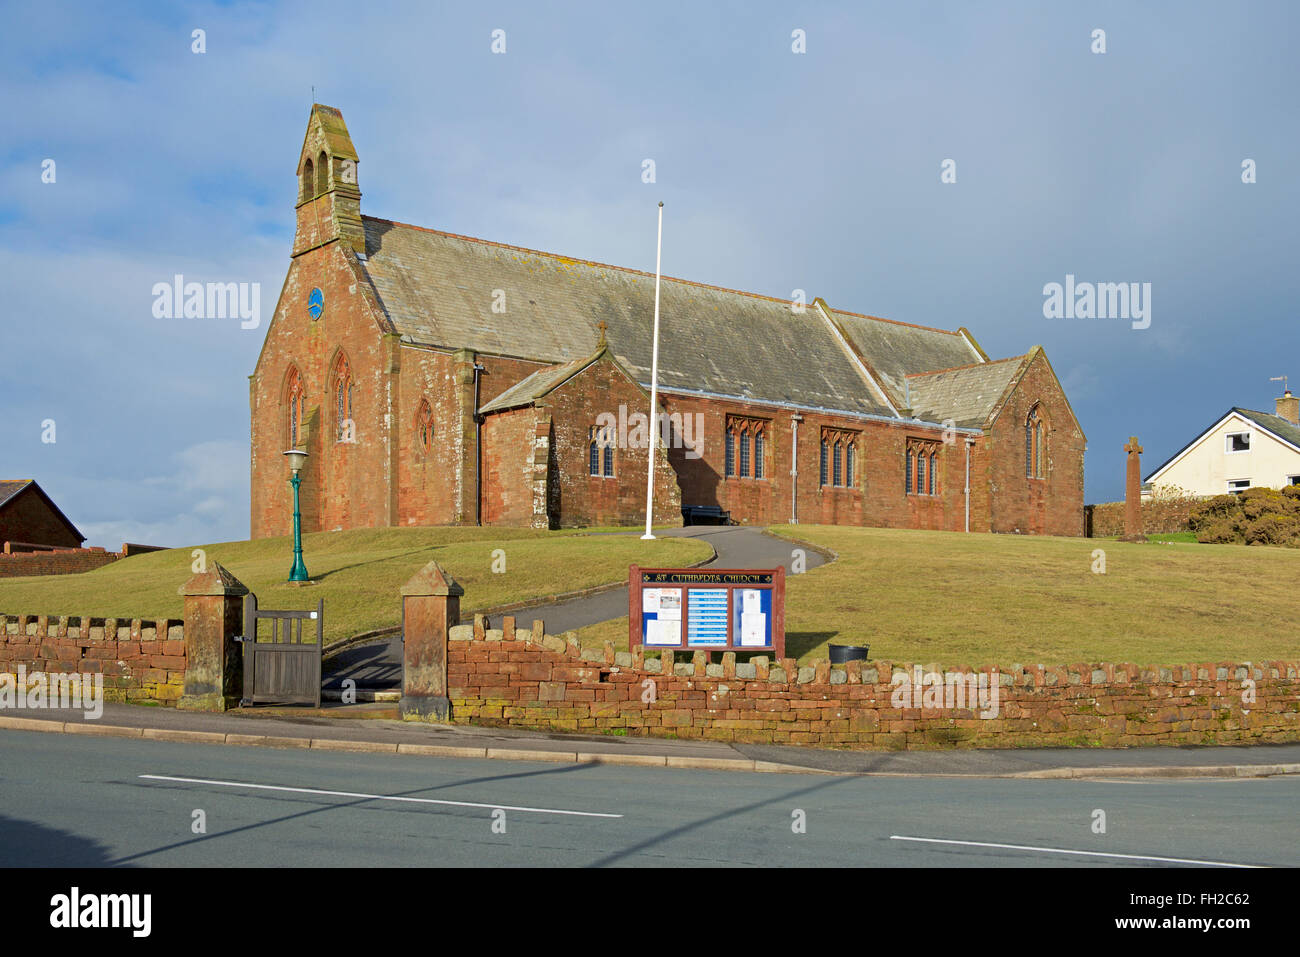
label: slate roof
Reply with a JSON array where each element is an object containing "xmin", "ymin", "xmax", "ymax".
[
  {"xmin": 1235, "ymin": 408, "xmax": 1300, "ymax": 450},
  {"xmin": 904, "ymin": 357, "xmax": 1026, "ymax": 429},
  {"xmin": 829, "ymin": 309, "xmax": 982, "ymax": 407},
  {"xmin": 478, "ymin": 353, "xmax": 604, "ymax": 415},
  {"xmin": 359, "ymin": 216, "xmax": 1017, "ymax": 427},
  {"xmin": 0, "ymin": 480, "xmax": 31, "ymax": 509}
]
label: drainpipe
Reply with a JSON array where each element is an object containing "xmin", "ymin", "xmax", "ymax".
[
  {"xmin": 964, "ymin": 436, "xmax": 975, "ymax": 532},
  {"xmin": 790, "ymin": 414, "xmax": 802, "ymax": 524},
  {"xmin": 473, "ymin": 363, "xmax": 485, "ymax": 525}
]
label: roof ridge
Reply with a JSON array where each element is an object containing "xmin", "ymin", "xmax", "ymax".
[
  {"xmin": 904, "ymin": 355, "xmax": 1023, "ymax": 378},
  {"xmin": 362, "ymin": 215, "xmax": 799, "ymax": 308},
  {"xmin": 831, "ymin": 307, "xmax": 962, "ymax": 337}
]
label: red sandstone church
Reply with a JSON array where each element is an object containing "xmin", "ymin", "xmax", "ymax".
[{"xmin": 249, "ymin": 106, "xmax": 1085, "ymax": 538}]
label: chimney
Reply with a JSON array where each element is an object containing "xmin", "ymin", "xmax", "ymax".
[{"xmin": 1277, "ymin": 390, "xmax": 1299, "ymax": 426}]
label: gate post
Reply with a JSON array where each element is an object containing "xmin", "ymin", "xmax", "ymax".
[
  {"xmin": 399, "ymin": 560, "xmax": 463, "ymax": 722},
  {"xmin": 178, "ymin": 562, "xmax": 249, "ymax": 712}
]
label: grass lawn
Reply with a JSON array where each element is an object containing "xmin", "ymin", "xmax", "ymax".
[
  {"xmin": 576, "ymin": 525, "xmax": 1300, "ymax": 668},
  {"xmin": 0, "ymin": 526, "xmax": 710, "ymax": 646},
  {"xmin": 767, "ymin": 525, "xmax": 1300, "ymax": 668}
]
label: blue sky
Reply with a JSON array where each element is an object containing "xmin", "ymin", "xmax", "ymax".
[{"xmin": 2, "ymin": 1, "xmax": 1297, "ymax": 547}]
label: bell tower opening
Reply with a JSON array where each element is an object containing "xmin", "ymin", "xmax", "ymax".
[{"xmin": 293, "ymin": 104, "xmax": 364, "ymax": 257}]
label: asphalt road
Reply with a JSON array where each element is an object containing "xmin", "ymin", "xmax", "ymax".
[
  {"xmin": 3, "ymin": 730, "xmax": 1295, "ymax": 868},
  {"xmin": 326, "ymin": 525, "xmax": 825, "ymax": 691}
]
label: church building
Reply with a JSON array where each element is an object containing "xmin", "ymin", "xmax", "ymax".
[{"xmin": 249, "ymin": 106, "xmax": 1086, "ymax": 538}]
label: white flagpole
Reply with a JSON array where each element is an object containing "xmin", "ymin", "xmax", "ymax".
[{"xmin": 641, "ymin": 201, "xmax": 664, "ymax": 541}]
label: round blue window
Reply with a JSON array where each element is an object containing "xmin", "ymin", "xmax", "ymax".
[{"xmin": 307, "ymin": 287, "xmax": 324, "ymax": 320}]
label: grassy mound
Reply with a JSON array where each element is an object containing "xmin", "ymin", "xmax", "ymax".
[{"xmin": 0, "ymin": 526, "xmax": 711, "ymax": 645}]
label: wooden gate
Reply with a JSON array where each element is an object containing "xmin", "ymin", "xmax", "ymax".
[{"xmin": 239, "ymin": 593, "xmax": 323, "ymax": 707}]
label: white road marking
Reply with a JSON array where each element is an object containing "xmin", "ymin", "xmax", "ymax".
[
  {"xmin": 889, "ymin": 835, "xmax": 1261, "ymax": 868},
  {"xmin": 138, "ymin": 774, "xmax": 623, "ymax": 819}
]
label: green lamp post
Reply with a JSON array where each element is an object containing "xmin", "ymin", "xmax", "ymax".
[{"xmin": 284, "ymin": 449, "xmax": 310, "ymax": 582}]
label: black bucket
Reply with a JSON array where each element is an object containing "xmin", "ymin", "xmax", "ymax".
[{"xmin": 828, "ymin": 643, "xmax": 870, "ymax": 663}]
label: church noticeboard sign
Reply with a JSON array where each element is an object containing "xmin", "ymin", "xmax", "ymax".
[{"xmin": 629, "ymin": 566, "xmax": 785, "ymax": 658}]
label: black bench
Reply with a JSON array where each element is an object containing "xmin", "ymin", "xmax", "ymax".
[{"xmin": 681, "ymin": 504, "xmax": 731, "ymax": 526}]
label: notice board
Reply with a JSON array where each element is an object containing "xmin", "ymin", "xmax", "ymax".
[{"xmin": 629, "ymin": 565, "xmax": 786, "ymax": 659}]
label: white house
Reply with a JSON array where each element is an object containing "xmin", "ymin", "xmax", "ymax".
[{"xmin": 1145, "ymin": 391, "xmax": 1300, "ymax": 497}]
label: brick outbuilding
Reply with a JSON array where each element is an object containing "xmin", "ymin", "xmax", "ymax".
[
  {"xmin": 250, "ymin": 106, "xmax": 1086, "ymax": 537},
  {"xmin": 0, "ymin": 480, "xmax": 85, "ymax": 549}
]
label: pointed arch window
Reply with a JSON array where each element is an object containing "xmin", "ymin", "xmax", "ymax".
[
  {"xmin": 725, "ymin": 426, "xmax": 736, "ymax": 477},
  {"xmin": 1026, "ymin": 406, "xmax": 1047, "ymax": 479},
  {"xmin": 317, "ymin": 150, "xmax": 329, "ymax": 195},
  {"xmin": 286, "ymin": 366, "xmax": 305, "ymax": 448},
  {"xmin": 301, "ymin": 158, "xmax": 314, "ymax": 203},
  {"xmin": 332, "ymin": 352, "xmax": 354, "ymax": 443},
  {"xmin": 415, "ymin": 399, "xmax": 434, "ymax": 457}
]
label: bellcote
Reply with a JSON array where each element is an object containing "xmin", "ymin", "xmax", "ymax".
[{"xmin": 293, "ymin": 104, "xmax": 365, "ymax": 257}]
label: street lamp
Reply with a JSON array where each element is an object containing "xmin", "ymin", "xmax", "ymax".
[{"xmin": 284, "ymin": 449, "xmax": 310, "ymax": 582}]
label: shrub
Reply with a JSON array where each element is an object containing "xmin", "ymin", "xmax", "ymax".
[
  {"xmin": 1196, "ymin": 519, "xmax": 1241, "ymax": 544},
  {"xmin": 1244, "ymin": 513, "xmax": 1300, "ymax": 546},
  {"xmin": 1240, "ymin": 486, "xmax": 1289, "ymax": 520},
  {"xmin": 1189, "ymin": 486, "xmax": 1300, "ymax": 547}
]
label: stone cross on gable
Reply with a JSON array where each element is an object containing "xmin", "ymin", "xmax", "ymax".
[{"xmin": 597, "ymin": 319, "xmax": 607, "ymax": 347}]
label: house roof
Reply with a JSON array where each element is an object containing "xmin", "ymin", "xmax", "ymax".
[
  {"xmin": 1145, "ymin": 407, "xmax": 1300, "ymax": 482},
  {"xmin": 0, "ymin": 478, "xmax": 32, "ymax": 509},
  {"xmin": 0, "ymin": 479, "xmax": 86, "ymax": 544},
  {"xmin": 904, "ymin": 356, "xmax": 1027, "ymax": 429},
  {"xmin": 358, "ymin": 215, "xmax": 1027, "ymax": 428},
  {"xmin": 0, "ymin": 480, "xmax": 31, "ymax": 509},
  {"xmin": 1236, "ymin": 407, "xmax": 1300, "ymax": 450}
]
